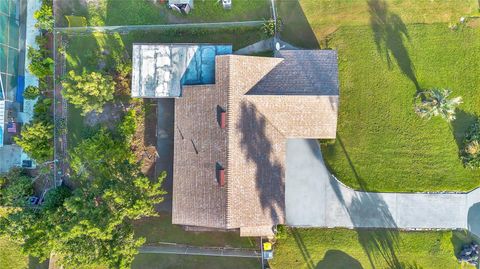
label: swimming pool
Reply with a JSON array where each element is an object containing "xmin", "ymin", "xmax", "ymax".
[{"xmin": 181, "ymin": 45, "xmax": 232, "ymax": 86}]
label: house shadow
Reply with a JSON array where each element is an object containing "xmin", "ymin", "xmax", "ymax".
[
  {"xmin": 315, "ymin": 250, "xmax": 364, "ymax": 269},
  {"xmin": 467, "ymin": 203, "xmax": 480, "ymax": 239},
  {"xmin": 237, "ymin": 101, "xmax": 285, "ymax": 225},
  {"xmin": 368, "ymin": 0, "xmax": 420, "ymax": 92},
  {"xmin": 276, "ymin": 0, "xmax": 320, "ymax": 49}
]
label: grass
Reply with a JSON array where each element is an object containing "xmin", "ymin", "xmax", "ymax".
[
  {"xmin": 269, "ymin": 228, "xmax": 475, "ymax": 269},
  {"xmin": 133, "ymin": 214, "xmax": 256, "ymax": 248},
  {"xmin": 277, "ymin": 0, "xmax": 480, "ymax": 192},
  {"xmin": 0, "ymin": 236, "xmax": 49, "ymax": 269},
  {"xmin": 277, "ymin": 0, "xmax": 479, "ymax": 48},
  {"xmin": 56, "ymin": 0, "xmax": 270, "ymax": 27},
  {"xmin": 0, "ymin": 236, "xmax": 28, "ymax": 269},
  {"xmin": 132, "ymin": 254, "xmax": 261, "ymax": 269}
]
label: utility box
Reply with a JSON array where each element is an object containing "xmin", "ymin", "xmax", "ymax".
[{"xmin": 222, "ymin": 0, "xmax": 232, "ymax": 9}]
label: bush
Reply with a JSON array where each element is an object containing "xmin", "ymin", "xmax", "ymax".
[
  {"xmin": 118, "ymin": 109, "xmax": 137, "ymax": 142},
  {"xmin": 462, "ymin": 119, "xmax": 480, "ymax": 168},
  {"xmin": 275, "ymin": 225, "xmax": 288, "ymax": 239},
  {"xmin": 28, "ymin": 47, "xmax": 54, "ymax": 79},
  {"xmin": 33, "ymin": 98, "xmax": 53, "ymax": 124},
  {"xmin": 14, "ymin": 121, "xmax": 54, "ymax": 163},
  {"xmin": 23, "ymin": 85, "xmax": 41, "ymax": 100},
  {"xmin": 61, "ymin": 70, "xmax": 115, "ymax": 115},
  {"xmin": 0, "ymin": 169, "xmax": 34, "ymax": 207},
  {"xmin": 34, "ymin": 3, "xmax": 54, "ymax": 32}
]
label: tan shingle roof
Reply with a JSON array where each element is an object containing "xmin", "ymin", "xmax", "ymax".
[{"xmin": 172, "ymin": 52, "xmax": 339, "ymax": 236}]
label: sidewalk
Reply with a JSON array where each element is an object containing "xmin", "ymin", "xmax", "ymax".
[{"xmin": 139, "ymin": 244, "xmax": 261, "ymax": 258}]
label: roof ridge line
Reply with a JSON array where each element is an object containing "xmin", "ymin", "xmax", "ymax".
[{"xmin": 225, "ymin": 56, "xmax": 234, "ymax": 229}]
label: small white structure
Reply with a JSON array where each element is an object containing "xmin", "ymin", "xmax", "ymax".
[
  {"xmin": 169, "ymin": 0, "xmax": 193, "ymax": 14},
  {"xmin": 222, "ymin": 0, "xmax": 231, "ymax": 9}
]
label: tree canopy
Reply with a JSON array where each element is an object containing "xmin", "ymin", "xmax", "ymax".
[
  {"xmin": 62, "ymin": 70, "xmax": 116, "ymax": 115},
  {"xmin": 1, "ymin": 112, "xmax": 165, "ymax": 268},
  {"xmin": 14, "ymin": 121, "xmax": 53, "ymax": 163}
]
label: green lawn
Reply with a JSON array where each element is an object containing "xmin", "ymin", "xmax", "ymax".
[
  {"xmin": 133, "ymin": 214, "xmax": 256, "ymax": 248},
  {"xmin": 132, "ymin": 254, "xmax": 261, "ymax": 269},
  {"xmin": 0, "ymin": 237, "xmax": 49, "ymax": 269},
  {"xmin": 270, "ymin": 228, "xmax": 475, "ymax": 269},
  {"xmin": 56, "ymin": 0, "xmax": 270, "ymax": 27},
  {"xmin": 278, "ymin": 0, "xmax": 480, "ymax": 192}
]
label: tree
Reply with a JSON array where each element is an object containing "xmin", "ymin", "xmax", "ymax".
[
  {"xmin": 62, "ymin": 70, "xmax": 115, "ymax": 115},
  {"xmin": 28, "ymin": 46, "xmax": 54, "ymax": 79},
  {"xmin": 0, "ymin": 169, "xmax": 34, "ymax": 207},
  {"xmin": 414, "ymin": 88, "xmax": 462, "ymax": 122},
  {"xmin": 2, "ymin": 123, "xmax": 165, "ymax": 268},
  {"xmin": 23, "ymin": 85, "xmax": 41, "ymax": 100},
  {"xmin": 14, "ymin": 121, "xmax": 53, "ymax": 163},
  {"xmin": 33, "ymin": 97, "xmax": 53, "ymax": 124},
  {"xmin": 34, "ymin": 3, "xmax": 54, "ymax": 32}
]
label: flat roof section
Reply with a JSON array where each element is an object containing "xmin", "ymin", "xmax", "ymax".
[{"xmin": 131, "ymin": 44, "xmax": 232, "ymax": 98}]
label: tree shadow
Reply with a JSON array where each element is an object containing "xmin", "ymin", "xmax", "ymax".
[
  {"xmin": 292, "ymin": 228, "xmax": 315, "ymax": 269},
  {"xmin": 450, "ymin": 109, "xmax": 477, "ymax": 153},
  {"xmin": 315, "ymin": 249, "xmax": 364, "ymax": 269},
  {"xmin": 337, "ymin": 134, "xmax": 368, "ymax": 190},
  {"xmin": 276, "ymin": 0, "xmax": 320, "ymax": 49},
  {"xmin": 451, "ymin": 229, "xmax": 477, "ymax": 260},
  {"xmin": 237, "ymin": 101, "xmax": 285, "ymax": 225},
  {"xmin": 368, "ymin": 0, "xmax": 420, "ymax": 91},
  {"xmin": 328, "ymin": 167, "xmax": 401, "ymax": 268}
]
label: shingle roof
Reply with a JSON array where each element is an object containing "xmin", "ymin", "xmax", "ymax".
[
  {"xmin": 172, "ymin": 51, "xmax": 339, "ymax": 237},
  {"xmin": 247, "ymin": 50, "xmax": 339, "ymax": 96}
]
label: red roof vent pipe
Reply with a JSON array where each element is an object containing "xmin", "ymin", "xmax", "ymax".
[
  {"xmin": 220, "ymin": 111, "xmax": 226, "ymax": 129},
  {"xmin": 218, "ymin": 168, "xmax": 225, "ymax": 186}
]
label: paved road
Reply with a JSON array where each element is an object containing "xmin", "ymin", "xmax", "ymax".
[
  {"xmin": 285, "ymin": 139, "xmax": 480, "ymax": 237},
  {"xmin": 139, "ymin": 245, "xmax": 261, "ymax": 258}
]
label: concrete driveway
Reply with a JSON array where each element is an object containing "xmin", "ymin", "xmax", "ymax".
[{"xmin": 285, "ymin": 139, "xmax": 480, "ymax": 236}]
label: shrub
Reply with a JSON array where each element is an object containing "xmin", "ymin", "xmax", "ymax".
[
  {"xmin": 33, "ymin": 97, "xmax": 53, "ymax": 124},
  {"xmin": 414, "ymin": 88, "xmax": 462, "ymax": 122},
  {"xmin": 462, "ymin": 120, "xmax": 480, "ymax": 168},
  {"xmin": 118, "ymin": 109, "xmax": 137, "ymax": 142},
  {"xmin": 14, "ymin": 121, "xmax": 54, "ymax": 163},
  {"xmin": 34, "ymin": 3, "xmax": 54, "ymax": 32},
  {"xmin": 23, "ymin": 85, "xmax": 41, "ymax": 100},
  {"xmin": 275, "ymin": 225, "xmax": 287, "ymax": 239},
  {"xmin": 28, "ymin": 47, "xmax": 54, "ymax": 79},
  {"xmin": 61, "ymin": 70, "xmax": 115, "ymax": 115}
]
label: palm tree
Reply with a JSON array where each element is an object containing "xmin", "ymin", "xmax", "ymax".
[{"xmin": 414, "ymin": 88, "xmax": 462, "ymax": 122}]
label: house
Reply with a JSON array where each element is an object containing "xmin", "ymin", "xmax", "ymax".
[{"xmin": 131, "ymin": 44, "xmax": 339, "ymax": 237}]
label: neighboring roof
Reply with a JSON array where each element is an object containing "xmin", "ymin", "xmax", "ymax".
[
  {"xmin": 131, "ymin": 44, "xmax": 231, "ymax": 98},
  {"xmin": 248, "ymin": 50, "xmax": 339, "ymax": 96},
  {"xmin": 172, "ymin": 51, "xmax": 339, "ymax": 236}
]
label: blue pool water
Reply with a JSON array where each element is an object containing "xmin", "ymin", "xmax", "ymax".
[{"xmin": 181, "ymin": 45, "xmax": 232, "ymax": 86}]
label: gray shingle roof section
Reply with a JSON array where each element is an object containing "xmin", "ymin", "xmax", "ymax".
[{"xmin": 247, "ymin": 50, "xmax": 339, "ymax": 96}]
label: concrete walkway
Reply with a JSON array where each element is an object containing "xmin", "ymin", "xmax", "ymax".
[
  {"xmin": 139, "ymin": 245, "xmax": 261, "ymax": 258},
  {"xmin": 285, "ymin": 139, "xmax": 480, "ymax": 237}
]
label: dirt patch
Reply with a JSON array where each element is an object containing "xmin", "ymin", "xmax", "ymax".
[
  {"xmin": 467, "ymin": 17, "xmax": 480, "ymax": 28},
  {"xmin": 84, "ymin": 101, "xmax": 125, "ymax": 130},
  {"xmin": 131, "ymin": 100, "xmax": 158, "ymax": 179}
]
